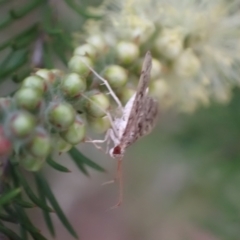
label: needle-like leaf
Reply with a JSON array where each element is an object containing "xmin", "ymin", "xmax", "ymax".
[
  {"xmin": 0, "ymin": 188, "xmax": 21, "ymax": 207},
  {"xmin": 35, "ymin": 173, "xmax": 55, "ymax": 237},
  {"xmin": 35, "ymin": 173, "xmax": 78, "ymax": 239},
  {"xmin": 15, "ymin": 169, "xmax": 53, "ymax": 212},
  {"xmin": 69, "ymin": 147, "xmax": 105, "ymax": 172},
  {"xmin": 46, "ymin": 156, "xmax": 71, "ymax": 173},
  {"xmin": 0, "ymin": 224, "xmax": 23, "ymax": 240}
]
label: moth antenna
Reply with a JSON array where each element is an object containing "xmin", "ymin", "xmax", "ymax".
[
  {"xmin": 78, "ymin": 56, "xmax": 123, "ymax": 109},
  {"xmin": 110, "ymin": 157, "xmax": 123, "ymax": 210}
]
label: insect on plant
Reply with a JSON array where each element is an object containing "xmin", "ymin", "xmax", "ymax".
[{"xmin": 85, "ymin": 51, "xmax": 159, "ymax": 208}]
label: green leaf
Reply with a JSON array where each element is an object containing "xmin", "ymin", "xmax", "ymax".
[
  {"xmin": 35, "ymin": 173, "xmax": 78, "ymax": 239},
  {"xmin": 13, "ymin": 205, "xmax": 40, "ymax": 233},
  {"xmin": 15, "ymin": 23, "xmax": 39, "ymax": 41},
  {"xmin": 29, "ymin": 232, "xmax": 48, "ymax": 240},
  {"xmin": 1, "ymin": 50, "xmax": 16, "ymax": 69},
  {"xmin": 12, "ymin": 31, "xmax": 38, "ymax": 50},
  {"xmin": 43, "ymin": 42, "xmax": 54, "ymax": 68},
  {"xmin": 52, "ymin": 41, "xmax": 68, "ymax": 66},
  {"xmin": 0, "ymin": 15, "xmax": 12, "ymax": 30},
  {"xmin": 10, "ymin": 0, "xmax": 44, "ymax": 19},
  {"xmin": 0, "ymin": 24, "xmax": 38, "ymax": 51},
  {"xmin": 0, "ymin": 224, "xmax": 23, "ymax": 240},
  {"xmin": 35, "ymin": 173, "xmax": 55, "ymax": 237},
  {"xmin": 64, "ymin": 0, "xmax": 102, "ymax": 19},
  {"xmin": 15, "ymin": 169, "xmax": 53, "ymax": 212},
  {"xmin": 57, "ymin": 32, "xmax": 73, "ymax": 49},
  {"xmin": 5, "ymin": 204, "xmax": 47, "ymax": 240},
  {"xmin": 68, "ymin": 149, "xmax": 89, "ymax": 176},
  {"xmin": 20, "ymin": 225, "xmax": 28, "ymax": 240},
  {"xmin": 15, "ymin": 199, "xmax": 36, "ymax": 208},
  {"xmin": 0, "ymin": 49, "xmax": 29, "ymax": 79},
  {"xmin": 45, "ymin": 28, "xmax": 63, "ymax": 35},
  {"xmin": 12, "ymin": 68, "xmax": 31, "ymax": 83},
  {"xmin": 69, "ymin": 147, "xmax": 105, "ymax": 172},
  {"xmin": 0, "ymin": 213, "xmax": 18, "ymax": 223},
  {"xmin": 46, "ymin": 157, "xmax": 71, "ymax": 173},
  {"xmin": 9, "ymin": 162, "xmax": 20, "ymax": 187},
  {"xmin": 2, "ymin": 204, "xmax": 16, "ymax": 218},
  {"xmin": 0, "ymin": 188, "xmax": 21, "ymax": 206}
]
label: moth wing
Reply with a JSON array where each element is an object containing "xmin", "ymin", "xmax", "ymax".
[
  {"xmin": 119, "ymin": 51, "xmax": 152, "ymax": 148},
  {"xmin": 123, "ymin": 96, "xmax": 159, "ymax": 149}
]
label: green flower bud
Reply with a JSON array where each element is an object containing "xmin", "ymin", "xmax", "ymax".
[
  {"xmin": 51, "ymin": 69, "xmax": 64, "ymax": 78},
  {"xmin": 48, "ymin": 102, "xmax": 76, "ymax": 130},
  {"xmin": 84, "ymin": 91, "xmax": 110, "ymax": 118},
  {"xmin": 60, "ymin": 117, "xmax": 86, "ymax": 145},
  {"xmin": 50, "ymin": 69, "xmax": 64, "ymax": 85},
  {"xmin": 130, "ymin": 24, "xmax": 155, "ymax": 44},
  {"xmin": 104, "ymin": 65, "xmax": 128, "ymax": 88},
  {"xmin": 116, "ymin": 41, "xmax": 140, "ymax": 64},
  {"xmin": 20, "ymin": 155, "xmax": 45, "ymax": 172},
  {"xmin": 88, "ymin": 115, "xmax": 110, "ymax": 134},
  {"xmin": 14, "ymin": 88, "xmax": 42, "ymax": 111},
  {"xmin": 86, "ymin": 35, "xmax": 106, "ymax": 53},
  {"xmin": 151, "ymin": 58, "xmax": 162, "ymax": 80},
  {"xmin": 149, "ymin": 79, "xmax": 170, "ymax": 100},
  {"xmin": 9, "ymin": 111, "xmax": 36, "ymax": 138},
  {"xmin": 74, "ymin": 44, "xmax": 97, "ymax": 59},
  {"xmin": 118, "ymin": 86, "xmax": 135, "ymax": 105},
  {"xmin": 173, "ymin": 49, "xmax": 200, "ymax": 78},
  {"xmin": 61, "ymin": 73, "xmax": 86, "ymax": 98},
  {"xmin": 27, "ymin": 128, "xmax": 51, "ymax": 158},
  {"xmin": 68, "ymin": 55, "xmax": 93, "ymax": 76},
  {"xmin": 149, "ymin": 79, "xmax": 173, "ymax": 108},
  {"xmin": 154, "ymin": 28, "xmax": 184, "ymax": 60},
  {"xmin": 22, "ymin": 75, "xmax": 45, "ymax": 93},
  {"xmin": 52, "ymin": 135, "xmax": 72, "ymax": 153},
  {"xmin": 35, "ymin": 69, "xmax": 56, "ymax": 87}
]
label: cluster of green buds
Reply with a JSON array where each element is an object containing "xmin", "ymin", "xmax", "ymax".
[
  {"xmin": 79, "ymin": 0, "xmax": 240, "ymax": 112},
  {"xmin": 0, "ymin": 70, "xmax": 88, "ymax": 171},
  {"xmin": 71, "ymin": 35, "xmax": 165, "ymax": 105},
  {"xmin": 73, "ymin": 26, "xmax": 201, "ymax": 112}
]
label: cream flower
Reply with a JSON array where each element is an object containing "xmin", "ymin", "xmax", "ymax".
[{"xmin": 79, "ymin": 0, "xmax": 240, "ymax": 112}]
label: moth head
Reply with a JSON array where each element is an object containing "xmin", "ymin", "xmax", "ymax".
[{"xmin": 109, "ymin": 145, "xmax": 124, "ymax": 159}]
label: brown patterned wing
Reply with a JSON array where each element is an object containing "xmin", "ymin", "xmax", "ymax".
[
  {"xmin": 119, "ymin": 51, "xmax": 152, "ymax": 149},
  {"xmin": 123, "ymin": 96, "xmax": 159, "ymax": 149},
  {"xmin": 136, "ymin": 97, "xmax": 159, "ymax": 138}
]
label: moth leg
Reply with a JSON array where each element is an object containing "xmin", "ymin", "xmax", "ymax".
[
  {"xmin": 85, "ymin": 129, "xmax": 110, "ymax": 144},
  {"xmin": 102, "ymin": 157, "xmax": 123, "ymax": 210},
  {"xmin": 84, "ymin": 129, "xmax": 111, "ymax": 153},
  {"xmin": 110, "ymin": 158, "xmax": 123, "ymax": 209},
  {"xmin": 84, "ymin": 137, "xmax": 104, "ymax": 152}
]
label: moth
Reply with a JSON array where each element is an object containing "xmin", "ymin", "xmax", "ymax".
[{"xmin": 86, "ymin": 51, "xmax": 159, "ymax": 208}]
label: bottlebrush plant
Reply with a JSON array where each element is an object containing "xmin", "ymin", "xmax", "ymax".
[{"xmin": 1, "ymin": 0, "xmax": 240, "ymax": 239}]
